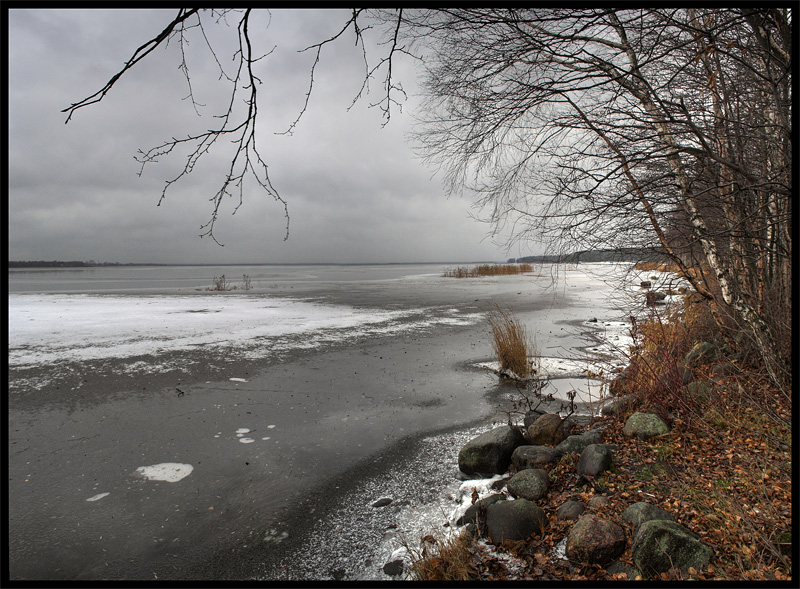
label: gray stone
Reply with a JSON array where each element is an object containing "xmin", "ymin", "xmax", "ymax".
[
  {"xmin": 566, "ymin": 514, "xmax": 626, "ymax": 565},
  {"xmin": 506, "ymin": 468, "xmax": 550, "ymax": 501},
  {"xmin": 632, "ymin": 520, "xmax": 713, "ymax": 578},
  {"xmin": 556, "ymin": 430, "xmax": 603, "ymax": 454},
  {"xmin": 622, "ymin": 501, "xmax": 674, "ymax": 532},
  {"xmin": 576, "ymin": 443, "xmax": 613, "ymax": 477},
  {"xmin": 603, "ymin": 394, "xmax": 637, "ymax": 416},
  {"xmin": 623, "ymin": 412, "xmax": 669, "ymax": 440},
  {"xmin": 523, "ymin": 409, "xmax": 547, "ymax": 429},
  {"xmin": 456, "ymin": 493, "xmax": 507, "ymax": 526},
  {"xmin": 557, "ymin": 500, "xmax": 585, "ymax": 521},
  {"xmin": 485, "ymin": 498, "xmax": 547, "ymax": 544},
  {"xmin": 684, "ymin": 341, "xmax": 720, "ymax": 368},
  {"xmin": 682, "ymin": 381, "xmax": 712, "ymax": 404},
  {"xmin": 458, "ymin": 426, "xmax": 526, "ymax": 477},
  {"xmin": 511, "ymin": 445, "xmax": 562, "ymax": 470},
  {"xmin": 712, "ymin": 362, "xmax": 739, "ymax": 377},
  {"xmin": 588, "ymin": 495, "xmax": 610, "ymax": 509},
  {"xmin": 372, "ymin": 497, "xmax": 393, "ymax": 508},
  {"xmin": 382, "ymin": 560, "xmax": 404, "ymax": 576},
  {"xmin": 525, "ymin": 413, "xmax": 568, "ymax": 446}
]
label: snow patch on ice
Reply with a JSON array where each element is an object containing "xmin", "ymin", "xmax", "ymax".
[
  {"xmin": 229, "ymin": 377, "xmax": 248, "ymax": 382},
  {"xmin": 135, "ymin": 463, "xmax": 193, "ymax": 483},
  {"xmin": 86, "ymin": 492, "xmax": 110, "ymax": 502}
]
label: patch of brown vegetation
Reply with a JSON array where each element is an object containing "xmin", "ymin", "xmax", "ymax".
[{"xmin": 443, "ymin": 263, "xmax": 533, "ymax": 278}]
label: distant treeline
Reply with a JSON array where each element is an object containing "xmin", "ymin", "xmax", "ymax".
[
  {"xmin": 8, "ymin": 260, "xmax": 135, "ymax": 268},
  {"xmin": 509, "ymin": 248, "xmax": 670, "ymax": 264}
]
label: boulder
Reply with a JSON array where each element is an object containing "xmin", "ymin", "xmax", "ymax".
[
  {"xmin": 684, "ymin": 341, "xmax": 720, "ymax": 368},
  {"xmin": 623, "ymin": 412, "xmax": 669, "ymax": 440},
  {"xmin": 506, "ymin": 469, "xmax": 550, "ymax": 501},
  {"xmin": 681, "ymin": 381, "xmax": 712, "ymax": 404},
  {"xmin": 557, "ymin": 500, "xmax": 585, "ymax": 521},
  {"xmin": 525, "ymin": 413, "xmax": 568, "ymax": 446},
  {"xmin": 711, "ymin": 362, "xmax": 739, "ymax": 378},
  {"xmin": 511, "ymin": 445, "xmax": 562, "ymax": 470},
  {"xmin": 565, "ymin": 514, "xmax": 626, "ymax": 565},
  {"xmin": 382, "ymin": 560, "xmax": 404, "ymax": 576},
  {"xmin": 602, "ymin": 394, "xmax": 637, "ymax": 416},
  {"xmin": 458, "ymin": 426, "xmax": 526, "ymax": 477},
  {"xmin": 622, "ymin": 502, "xmax": 674, "ymax": 532},
  {"xmin": 645, "ymin": 291, "xmax": 667, "ymax": 305},
  {"xmin": 576, "ymin": 444, "xmax": 613, "ymax": 477},
  {"xmin": 456, "ymin": 493, "xmax": 507, "ymax": 526},
  {"xmin": 632, "ymin": 520, "xmax": 713, "ymax": 578},
  {"xmin": 523, "ymin": 409, "xmax": 547, "ymax": 429},
  {"xmin": 485, "ymin": 498, "xmax": 547, "ymax": 544},
  {"xmin": 555, "ymin": 430, "xmax": 602, "ymax": 455},
  {"xmin": 588, "ymin": 495, "xmax": 610, "ymax": 509}
]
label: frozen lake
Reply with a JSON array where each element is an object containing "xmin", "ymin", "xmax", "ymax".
[{"xmin": 8, "ymin": 262, "xmax": 648, "ymax": 581}]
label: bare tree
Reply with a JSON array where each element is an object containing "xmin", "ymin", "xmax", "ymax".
[{"xmin": 64, "ymin": 8, "xmax": 791, "ymax": 387}]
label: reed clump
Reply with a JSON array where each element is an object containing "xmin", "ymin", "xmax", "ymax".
[
  {"xmin": 443, "ymin": 263, "xmax": 533, "ymax": 278},
  {"xmin": 408, "ymin": 531, "xmax": 484, "ymax": 581},
  {"xmin": 487, "ymin": 306, "xmax": 534, "ymax": 379}
]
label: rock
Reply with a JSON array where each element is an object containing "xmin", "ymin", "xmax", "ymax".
[
  {"xmin": 458, "ymin": 426, "xmax": 526, "ymax": 477},
  {"xmin": 681, "ymin": 380, "xmax": 712, "ymax": 404},
  {"xmin": 640, "ymin": 281, "xmax": 652, "ymax": 288},
  {"xmin": 678, "ymin": 364, "xmax": 695, "ymax": 385},
  {"xmin": 555, "ymin": 430, "xmax": 602, "ymax": 455},
  {"xmin": 382, "ymin": 560, "xmax": 404, "ymax": 576},
  {"xmin": 485, "ymin": 498, "xmax": 547, "ymax": 544},
  {"xmin": 632, "ymin": 520, "xmax": 713, "ymax": 578},
  {"xmin": 684, "ymin": 341, "xmax": 720, "ymax": 368},
  {"xmin": 622, "ymin": 502, "xmax": 674, "ymax": 532},
  {"xmin": 607, "ymin": 560, "xmax": 641, "ymax": 580},
  {"xmin": 565, "ymin": 514, "xmax": 626, "ymax": 565},
  {"xmin": 557, "ymin": 500, "xmax": 585, "ymax": 521},
  {"xmin": 511, "ymin": 445, "xmax": 563, "ymax": 470},
  {"xmin": 525, "ymin": 413, "xmax": 568, "ymax": 446},
  {"xmin": 588, "ymin": 317, "xmax": 598, "ymax": 322},
  {"xmin": 372, "ymin": 497, "xmax": 393, "ymax": 508},
  {"xmin": 490, "ymin": 477, "xmax": 510, "ymax": 491},
  {"xmin": 588, "ymin": 495, "xmax": 610, "ymax": 509},
  {"xmin": 506, "ymin": 469, "xmax": 550, "ymax": 501},
  {"xmin": 602, "ymin": 394, "xmax": 637, "ymax": 416},
  {"xmin": 576, "ymin": 444, "xmax": 613, "ymax": 477},
  {"xmin": 331, "ymin": 568, "xmax": 347, "ymax": 580},
  {"xmin": 623, "ymin": 412, "xmax": 669, "ymax": 440},
  {"xmin": 456, "ymin": 493, "xmax": 507, "ymax": 526},
  {"xmin": 523, "ymin": 409, "xmax": 547, "ymax": 429},
  {"xmin": 711, "ymin": 362, "xmax": 739, "ymax": 377}
]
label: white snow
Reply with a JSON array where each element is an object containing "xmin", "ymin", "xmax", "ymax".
[
  {"xmin": 8, "ymin": 294, "xmax": 480, "ymax": 368},
  {"xmin": 229, "ymin": 377, "xmax": 248, "ymax": 382},
  {"xmin": 135, "ymin": 463, "xmax": 194, "ymax": 483},
  {"xmin": 86, "ymin": 492, "xmax": 110, "ymax": 502}
]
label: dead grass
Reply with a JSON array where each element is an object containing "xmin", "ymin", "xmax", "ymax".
[
  {"xmin": 487, "ymin": 306, "xmax": 534, "ymax": 379},
  {"xmin": 443, "ymin": 263, "xmax": 533, "ymax": 278},
  {"xmin": 408, "ymin": 532, "xmax": 485, "ymax": 581}
]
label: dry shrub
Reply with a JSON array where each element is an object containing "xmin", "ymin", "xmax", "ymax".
[
  {"xmin": 443, "ymin": 263, "xmax": 533, "ymax": 278},
  {"xmin": 409, "ymin": 532, "xmax": 483, "ymax": 581},
  {"xmin": 487, "ymin": 306, "xmax": 534, "ymax": 379}
]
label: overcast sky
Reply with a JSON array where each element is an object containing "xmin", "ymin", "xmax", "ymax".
[{"xmin": 8, "ymin": 8, "xmax": 537, "ymax": 265}]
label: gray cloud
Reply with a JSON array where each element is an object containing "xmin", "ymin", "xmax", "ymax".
[{"xmin": 8, "ymin": 9, "xmax": 526, "ymax": 264}]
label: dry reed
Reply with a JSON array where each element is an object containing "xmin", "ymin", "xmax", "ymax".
[
  {"xmin": 443, "ymin": 263, "xmax": 533, "ymax": 278},
  {"xmin": 487, "ymin": 306, "xmax": 534, "ymax": 379}
]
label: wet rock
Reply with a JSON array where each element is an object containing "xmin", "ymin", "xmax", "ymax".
[
  {"xmin": 506, "ymin": 469, "xmax": 550, "ymax": 501},
  {"xmin": 511, "ymin": 445, "xmax": 562, "ymax": 470},
  {"xmin": 684, "ymin": 341, "xmax": 720, "ymax": 368},
  {"xmin": 490, "ymin": 476, "xmax": 510, "ymax": 491},
  {"xmin": 458, "ymin": 426, "xmax": 525, "ymax": 477},
  {"xmin": 331, "ymin": 567, "xmax": 347, "ymax": 580},
  {"xmin": 576, "ymin": 444, "xmax": 613, "ymax": 477},
  {"xmin": 525, "ymin": 413, "xmax": 568, "ymax": 446},
  {"xmin": 555, "ymin": 430, "xmax": 602, "ymax": 455},
  {"xmin": 523, "ymin": 409, "xmax": 547, "ymax": 429},
  {"xmin": 372, "ymin": 497, "xmax": 393, "ymax": 508},
  {"xmin": 623, "ymin": 412, "xmax": 669, "ymax": 440},
  {"xmin": 632, "ymin": 520, "xmax": 713, "ymax": 578},
  {"xmin": 485, "ymin": 498, "xmax": 547, "ymax": 544},
  {"xmin": 622, "ymin": 502, "xmax": 674, "ymax": 532},
  {"xmin": 557, "ymin": 500, "xmax": 585, "ymax": 521},
  {"xmin": 456, "ymin": 493, "xmax": 506, "ymax": 526},
  {"xmin": 566, "ymin": 514, "xmax": 626, "ymax": 565},
  {"xmin": 382, "ymin": 560, "xmax": 404, "ymax": 576}
]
